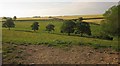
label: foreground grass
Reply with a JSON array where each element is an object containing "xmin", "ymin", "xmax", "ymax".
[{"xmin": 2, "ymin": 21, "xmax": 119, "ymax": 51}]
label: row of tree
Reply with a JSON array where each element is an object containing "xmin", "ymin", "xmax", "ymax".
[
  {"xmin": 31, "ymin": 18, "xmax": 91, "ymax": 36},
  {"xmin": 2, "ymin": 15, "xmax": 91, "ymax": 36}
]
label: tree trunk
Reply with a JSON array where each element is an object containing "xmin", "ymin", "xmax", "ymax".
[
  {"xmin": 14, "ymin": 20, "xmax": 16, "ymax": 22},
  {"xmin": 68, "ymin": 33, "xmax": 70, "ymax": 36},
  {"xmin": 80, "ymin": 33, "xmax": 83, "ymax": 37},
  {"xmin": 8, "ymin": 28, "xmax": 10, "ymax": 30},
  {"xmin": 34, "ymin": 30, "xmax": 35, "ymax": 31}
]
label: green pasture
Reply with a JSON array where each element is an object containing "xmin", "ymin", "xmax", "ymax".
[{"xmin": 2, "ymin": 20, "xmax": 119, "ymax": 51}]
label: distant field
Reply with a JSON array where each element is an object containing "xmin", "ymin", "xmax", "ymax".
[
  {"xmin": 55, "ymin": 15, "xmax": 104, "ymax": 24},
  {"xmin": 16, "ymin": 17, "xmax": 53, "ymax": 21},
  {"xmin": 15, "ymin": 15, "xmax": 104, "ymax": 24},
  {"xmin": 54, "ymin": 14, "xmax": 103, "ymax": 19},
  {"xmin": 83, "ymin": 19, "xmax": 104, "ymax": 24}
]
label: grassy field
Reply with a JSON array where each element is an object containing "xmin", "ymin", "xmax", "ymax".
[
  {"xmin": 2, "ymin": 15, "xmax": 119, "ymax": 64},
  {"xmin": 2, "ymin": 20, "xmax": 119, "ymax": 51}
]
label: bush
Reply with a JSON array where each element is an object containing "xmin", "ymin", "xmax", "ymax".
[
  {"xmin": 46, "ymin": 24, "xmax": 55, "ymax": 33},
  {"xmin": 92, "ymin": 34, "xmax": 113, "ymax": 40},
  {"xmin": 97, "ymin": 32, "xmax": 113, "ymax": 40}
]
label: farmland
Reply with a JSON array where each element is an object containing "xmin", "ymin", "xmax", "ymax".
[
  {"xmin": 2, "ymin": 21, "xmax": 118, "ymax": 49},
  {"xmin": 16, "ymin": 14, "xmax": 104, "ymax": 24},
  {"xmin": 2, "ymin": 15, "xmax": 119, "ymax": 64}
]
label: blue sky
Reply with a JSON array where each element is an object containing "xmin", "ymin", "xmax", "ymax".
[{"xmin": 0, "ymin": 0, "xmax": 118, "ymax": 17}]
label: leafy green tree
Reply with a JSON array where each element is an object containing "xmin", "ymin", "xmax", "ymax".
[
  {"xmin": 101, "ymin": 5, "xmax": 120, "ymax": 36},
  {"xmin": 61, "ymin": 20, "xmax": 76, "ymax": 36},
  {"xmin": 46, "ymin": 24, "xmax": 55, "ymax": 33},
  {"xmin": 75, "ymin": 22, "xmax": 91, "ymax": 36},
  {"xmin": 31, "ymin": 22, "xmax": 39, "ymax": 31},
  {"xmin": 2, "ymin": 18, "xmax": 15, "ymax": 30}
]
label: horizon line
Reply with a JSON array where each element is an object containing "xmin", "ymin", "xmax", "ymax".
[{"xmin": 0, "ymin": 14, "xmax": 103, "ymax": 18}]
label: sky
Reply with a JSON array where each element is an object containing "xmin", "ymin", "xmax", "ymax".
[{"xmin": 0, "ymin": 0, "xmax": 118, "ymax": 17}]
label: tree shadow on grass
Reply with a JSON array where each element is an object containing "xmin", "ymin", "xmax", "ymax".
[
  {"xmin": 51, "ymin": 33, "xmax": 113, "ymax": 40},
  {"xmin": 51, "ymin": 33, "xmax": 85, "ymax": 37},
  {"xmin": 14, "ymin": 30, "xmax": 37, "ymax": 33}
]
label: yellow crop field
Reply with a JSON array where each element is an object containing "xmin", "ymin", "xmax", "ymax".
[
  {"xmin": 15, "ymin": 14, "xmax": 104, "ymax": 24},
  {"xmin": 54, "ymin": 14, "xmax": 103, "ymax": 19}
]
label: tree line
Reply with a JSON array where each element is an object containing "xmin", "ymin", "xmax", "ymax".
[
  {"xmin": 2, "ymin": 16, "xmax": 91, "ymax": 37},
  {"xmin": 28, "ymin": 17, "xmax": 92, "ymax": 36}
]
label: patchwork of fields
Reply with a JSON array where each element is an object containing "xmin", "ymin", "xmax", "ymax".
[{"xmin": 16, "ymin": 15, "xmax": 104, "ymax": 24}]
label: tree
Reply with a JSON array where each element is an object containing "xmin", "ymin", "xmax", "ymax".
[
  {"xmin": 61, "ymin": 20, "xmax": 76, "ymax": 36},
  {"xmin": 13, "ymin": 16, "xmax": 17, "ymax": 21},
  {"xmin": 2, "ymin": 18, "xmax": 15, "ymax": 30},
  {"xmin": 78, "ymin": 17, "xmax": 83, "ymax": 21},
  {"xmin": 46, "ymin": 24, "xmax": 55, "ymax": 33},
  {"xmin": 2, "ymin": 17, "xmax": 7, "ymax": 19},
  {"xmin": 31, "ymin": 22, "xmax": 39, "ymax": 31},
  {"xmin": 101, "ymin": 5, "xmax": 120, "ymax": 36},
  {"xmin": 75, "ymin": 22, "xmax": 91, "ymax": 36}
]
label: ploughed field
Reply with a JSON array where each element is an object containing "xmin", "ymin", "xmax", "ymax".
[
  {"xmin": 3, "ymin": 43, "xmax": 119, "ymax": 64},
  {"xmin": 2, "ymin": 15, "xmax": 119, "ymax": 64}
]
